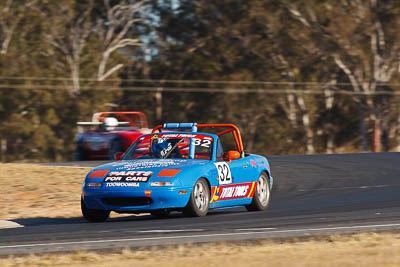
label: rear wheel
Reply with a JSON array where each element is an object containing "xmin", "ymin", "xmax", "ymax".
[
  {"xmin": 246, "ymin": 173, "xmax": 271, "ymax": 211},
  {"xmin": 183, "ymin": 178, "xmax": 210, "ymax": 217},
  {"xmin": 81, "ymin": 198, "xmax": 110, "ymax": 222}
]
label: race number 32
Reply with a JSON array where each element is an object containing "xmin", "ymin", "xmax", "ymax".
[{"xmin": 214, "ymin": 162, "xmax": 232, "ymax": 185}]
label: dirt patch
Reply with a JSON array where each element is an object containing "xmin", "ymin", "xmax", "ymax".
[{"xmin": 0, "ymin": 164, "xmax": 89, "ymax": 220}]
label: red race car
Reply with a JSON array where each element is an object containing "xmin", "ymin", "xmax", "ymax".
[{"xmin": 74, "ymin": 111, "xmax": 151, "ymax": 160}]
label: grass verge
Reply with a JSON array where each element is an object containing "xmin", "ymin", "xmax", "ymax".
[{"xmin": 1, "ymin": 232, "xmax": 400, "ymax": 266}]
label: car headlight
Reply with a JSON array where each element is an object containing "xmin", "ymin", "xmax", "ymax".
[
  {"xmin": 150, "ymin": 181, "xmax": 173, "ymax": 187},
  {"xmin": 86, "ymin": 182, "xmax": 102, "ymax": 187}
]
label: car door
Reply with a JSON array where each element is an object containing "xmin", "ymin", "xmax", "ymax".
[{"xmin": 211, "ymin": 140, "xmax": 258, "ymax": 207}]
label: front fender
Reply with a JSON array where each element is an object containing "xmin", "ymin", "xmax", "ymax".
[{"xmin": 173, "ymin": 163, "xmax": 217, "ymax": 189}]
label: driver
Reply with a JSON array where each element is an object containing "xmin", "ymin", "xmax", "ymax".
[
  {"xmin": 101, "ymin": 117, "xmax": 119, "ymax": 132},
  {"xmin": 150, "ymin": 137, "xmax": 183, "ymax": 158},
  {"xmin": 151, "ymin": 138, "xmax": 172, "ymax": 158}
]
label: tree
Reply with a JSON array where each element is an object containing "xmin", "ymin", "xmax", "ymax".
[
  {"xmin": 0, "ymin": 0, "xmax": 37, "ymax": 54},
  {"xmin": 0, "ymin": 0, "xmax": 149, "ymax": 161},
  {"xmin": 41, "ymin": 0, "xmax": 148, "ymax": 95},
  {"xmin": 284, "ymin": 0, "xmax": 400, "ymax": 151},
  {"xmin": 96, "ymin": 0, "xmax": 148, "ymax": 81}
]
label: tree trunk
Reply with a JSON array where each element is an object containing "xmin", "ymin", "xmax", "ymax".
[
  {"xmin": 246, "ymin": 113, "xmax": 263, "ymax": 152},
  {"xmin": 296, "ymin": 95, "xmax": 315, "ymax": 154},
  {"xmin": 324, "ymin": 78, "xmax": 335, "ymax": 154},
  {"xmin": 71, "ymin": 63, "xmax": 80, "ymax": 96},
  {"xmin": 286, "ymin": 93, "xmax": 298, "ymax": 128},
  {"xmin": 359, "ymin": 103, "xmax": 368, "ymax": 152},
  {"xmin": 373, "ymin": 117, "xmax": 381, "ymax": 152},
  {"xmin": 0, "ymin": 139, "xmax": 6, "ymax": 162},
  {"xmin": 394, "ymin": 101, "xmax": 400, "ymax": 152},
  {"xmin": 396, "ymin": 115, "xmax": 400, "ymax": 152},
  {"xmin": 155, "ymin": 88, "xmax": 163, "ymax": 123}
]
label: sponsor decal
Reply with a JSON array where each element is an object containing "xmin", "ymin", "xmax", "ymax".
[
  {"xmin": 210, "ymin": 186, "xmax": 219, "ymax": 203},
  {"xmin": 113, "ymin": 159, "xmax": 186, "ymax": 170},
  {"xmin": 176, "ymin": 134, "xmax": 197, "ymax": 138},
  {"xmin": 104, "ymin": 171, "xmax": 153, "ymax": 187},
  {"xmin": 149, "ymin": 133, "xmax": 211, "ymax": 139},
  {"xmin": 248, "ymin": 182, "xmax": 257, "ymax": 198},
  {"xmin": 157, "ymin": 169, "xmax": 182, "ymax": 177},
  {"xmin": 209, "ymin": 182, "xmax": 256, "ymax": 202},
  {"xmin": 105, "ymin": 182, "xmax": 139, "ymax": 187},
  {"xmin": 219, "ymin": 184, "xmax": 249, "ymax": 199},
  {"xmin": 214, "ymin": 162, "xmax": 232, "ymax": 185},
  {"xmin": 250, "ymin": 160, "xmax": 257, "ymax": 167},
  {"xmin": 88, "ymin": 169, "xmax": 109, "ymax": 178},
  {"xmin": 160, "ymin": 134, "xmax": 179, "ymax": 138},
  {"xmin": 160, "ymin": 133, "xmax": 198, "ymax": 138}
]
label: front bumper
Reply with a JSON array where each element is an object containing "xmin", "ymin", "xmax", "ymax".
[{"xmin": 82, "ymin": 186, "xmax": 192, "ymax": 212}]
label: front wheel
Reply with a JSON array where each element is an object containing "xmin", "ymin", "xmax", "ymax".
[
  {"xmin": 183, "ymin": 178, "xmax": 210, "ymax": 217},
  {"xmin": 246, "ymin": 173, "xmax": 271, "ymax": 211},
  {"xmin": 81, "ymin": 198, "xmax": 110, "ymax": 222}
]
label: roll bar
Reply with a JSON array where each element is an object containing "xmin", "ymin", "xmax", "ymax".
[{"xmin": 152, "ymin": 123, "xmax": 244, "ymax": 155}]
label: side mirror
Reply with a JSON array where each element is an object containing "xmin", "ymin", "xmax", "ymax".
[
  {"xmin": 114, "ymin": 152, "xmax": 124, "ymax": 161},
  {"xmin": 224, "ymin": 150, "xmax": 240, "ymax": 163}
]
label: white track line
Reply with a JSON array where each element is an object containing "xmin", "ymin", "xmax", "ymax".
[
  {"xmin": 297, "ymin": 184, "xmax": 396, "ymax": 192},
  {"xmin": 0, "ymin": 221, "xmax": 23, "ymax": 229},
  {"xmin": 1, "ymin": 223, "xmax": 400, "ymax": 249},
  {"xmin": 137, "ymin": 229, "xmax": 204, "ymax": 233},
  {"xmin": 236, "ymin": 228, "xmax": 276, "ymax": 231}
]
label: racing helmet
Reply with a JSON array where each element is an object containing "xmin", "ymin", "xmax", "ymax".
[
  {"xmin": 151, "ymin": 138, "xmax": 170, "ymax": 157},
  {"xmin": 103, "ymin": 117, "xmax": 119, "ymax": 131}
]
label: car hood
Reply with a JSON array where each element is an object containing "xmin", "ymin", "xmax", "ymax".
[{"xmin": 90, "ymin": 158, "xmax": 210, "ymax": 176}]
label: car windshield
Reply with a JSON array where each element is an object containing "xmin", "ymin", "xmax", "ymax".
[{"xmin": 122, "ymin": 133, "xmax": 214, "ymax": 160}]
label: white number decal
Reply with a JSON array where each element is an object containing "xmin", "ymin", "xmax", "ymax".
[
  {"xmin": 214, "ymin": 162, "xmax": 232, "ymax": 185},
  {"xmin": 193, "ymin": 138, "xmax": 211, "ymax": 148},
  {"xmin": 201, "ymin": 140, "xmax": 211, "ymax": 147}
]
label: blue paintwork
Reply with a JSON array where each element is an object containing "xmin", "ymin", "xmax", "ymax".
[
  {"xmin": 82, "ymin": 130, "xmax": 273, "ymax": 213},
  {"xmin": 163, "ymin": 122, "xmax": 198, "ymax": 132}
]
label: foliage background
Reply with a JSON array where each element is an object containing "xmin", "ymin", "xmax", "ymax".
[{"xmin": 0, "ymin": 0, "xmax": 399, "ymax": 162}]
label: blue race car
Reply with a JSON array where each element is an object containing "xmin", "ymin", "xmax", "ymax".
[{"xmin": 81, "ymin": 123, "xmax": 273, "ymax": 222}]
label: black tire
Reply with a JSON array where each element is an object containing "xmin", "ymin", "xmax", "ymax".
[
  {"xmin": 81, "ymin": 198, "xmax": 110, "ymax": 222},
  {"xmin": 246, "ymin": 173, "xmax": 271, "ymax": 211},
  {"xmin": 183, "ymin": 178, "xmax": 210, "ymax": 217},
  {"xmin": 108, "ymin": 139, "xmax": 122, "ymax": 160},
  {"xmin": 151, "ymin": 209, "xmax": 170, "ymax": 217}
]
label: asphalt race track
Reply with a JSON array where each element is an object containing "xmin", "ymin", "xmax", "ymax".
[{"xmin": 1, "ymin": 153, "xmax": 400, "ymax": 255}]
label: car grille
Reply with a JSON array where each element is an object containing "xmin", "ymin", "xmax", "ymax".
[{"xmin": 102, "ymin": 197, "xmax": 153, "ymax": 207}]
